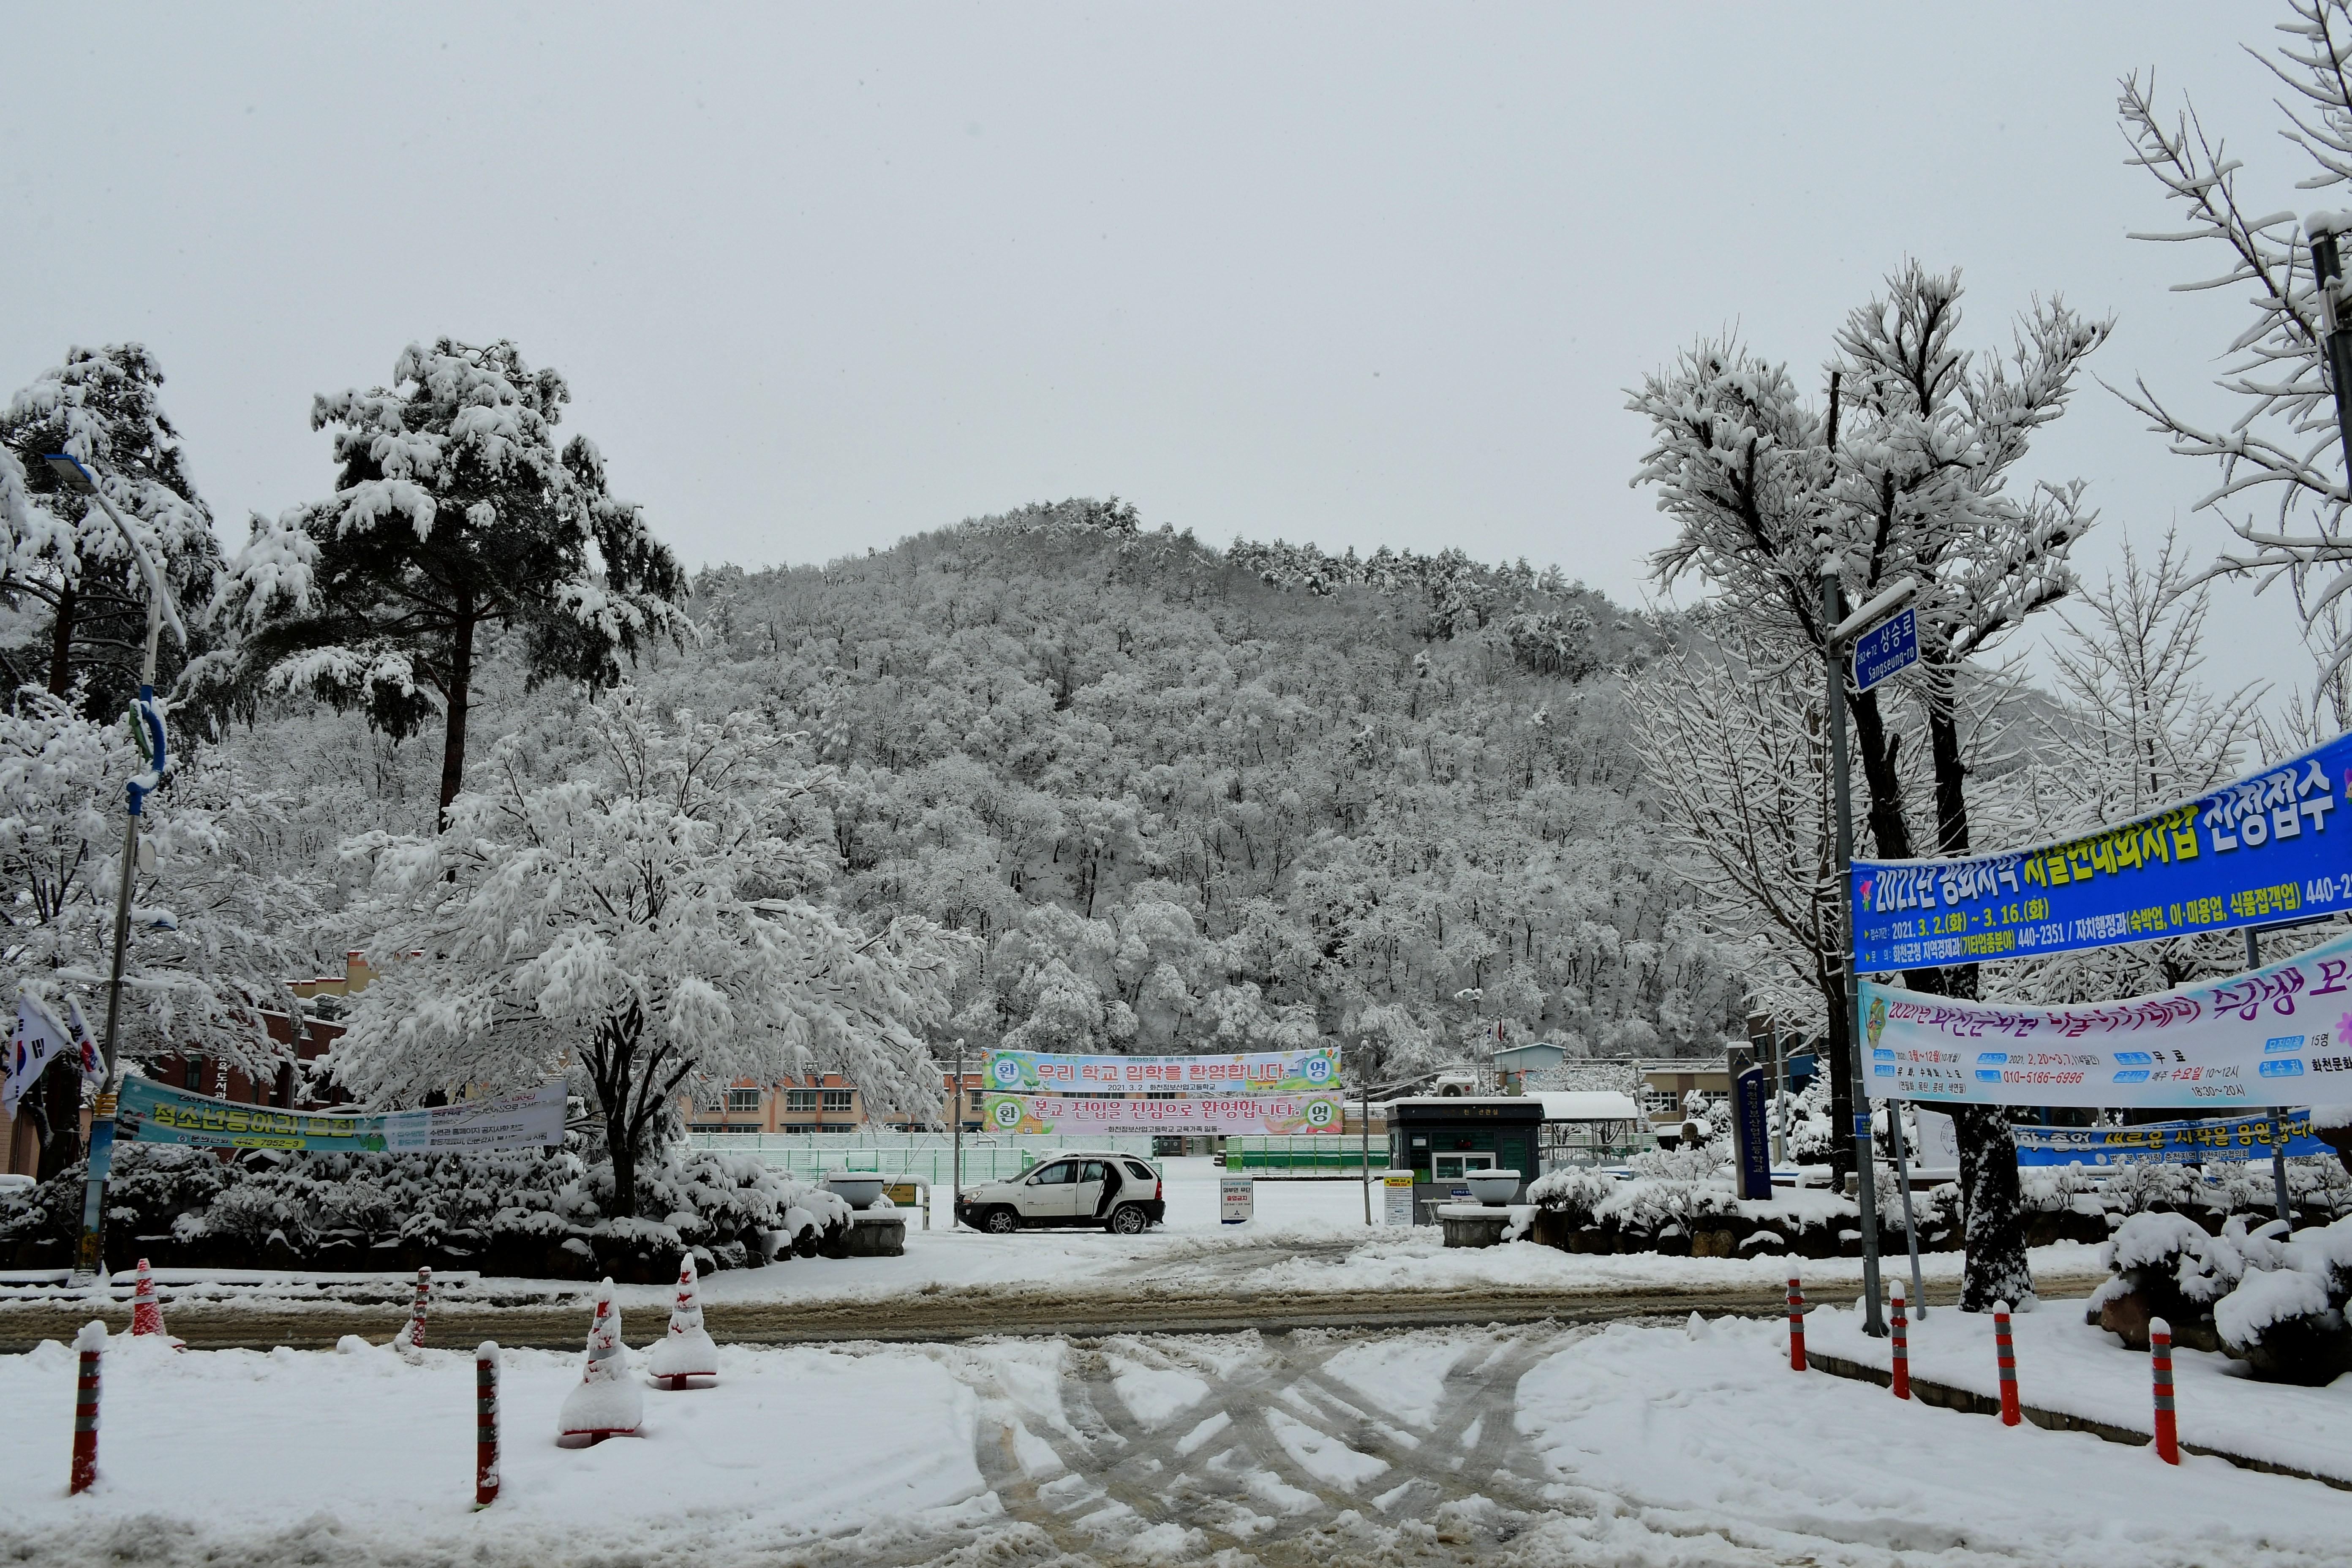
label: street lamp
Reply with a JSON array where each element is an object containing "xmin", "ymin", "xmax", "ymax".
[
  {"xmin": 1820, "ymin": 563, "xmax": 1916, "ymax": 1339},
  {"xmin": 41, "ymin": 453, "xmax": 184, "ymax": 1285}
]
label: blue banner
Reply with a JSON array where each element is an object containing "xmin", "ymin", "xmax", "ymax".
[
  {"xmin": 1851, "ymin": 731, "xmax": 2352, "ymax": 971},
  {"xmin": 2012, "ymin": 1111, "xmax": 2330, "ymax": 1167}
]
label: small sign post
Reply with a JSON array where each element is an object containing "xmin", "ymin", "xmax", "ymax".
[
  {"xmin": 1728, "ymin": 1063, "xmax": 1772, "ymax": 1200},
  {"xmin": 1851, "ymin": 605, "xmax": 1919, "ymax": 692},
  {"xmin": 1220, "ymin": 1175, "xmax": 1254, "ymax": 1225}
]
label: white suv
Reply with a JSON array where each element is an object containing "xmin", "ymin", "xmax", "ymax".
[{"xmin": 957, "ymin": 1152, "xmax": 1168, "ymax": 1235}]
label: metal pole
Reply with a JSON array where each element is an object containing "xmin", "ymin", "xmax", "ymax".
[
  {"xmin": 1824, "ymin": 560, "xmax": 1886, "ymax": 1337},
  {"xmin": 951, "ymin": 1037, "xmax": 964, "ymax": 1230},
  {"xmin": 72, "ymin": 479, "xmax": 169, "ymax": 1286},
  {"xmin": 1360, "ymin": 1041, "xmax": 1372, "ymax": 1225},
  {"xmin": 1769, "ymin": 1019, "xmax": 1787, "ymax": 1166},
  {"xmin": 1886, "ymin": 1097, "xmax": 1926, "ymax": 1319},
  {"xmin": 2310, "ymin": 230, "xmax": 2352, "ymax": 473},
  {"xmin": 2249, "ymin": 928, "xmax": 2293, "ymax": 1227}
]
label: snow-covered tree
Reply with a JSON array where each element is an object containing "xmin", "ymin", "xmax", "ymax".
[
  {"xmin": 2117, "ymin": 3, "xmax": 2352, "ymax": 676},
  {"xmin": 329, "ymin": 688, "xmax": 973, "ymax": 1216},
  {"xmin": 1634, "ymin": 263, "xmax": 2112, "ymax": 1310},
  {"xmin": 2002, "ymin": 531, "xmax": 2264, "ymax": 999},
  {"xmin": 1631, "ymin": 623, "xmax": 1845, "ymax": 1067},
  {"xmin": 0, "ymin": 345, "xmax": 218, "ymax": 712},
  {"xmin": 215, "ymin": 339, "xmax": 691, "ymax": 820},
  {"xmin": 0, "ymin": 691, "xmax": 313, "ymax": 1175}
]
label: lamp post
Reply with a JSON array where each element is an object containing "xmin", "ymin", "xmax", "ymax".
[
  {"xmin": 1822, "ymin": 564, "xmax": 1916, "ymax": 1339},
  {"xmin": 41, "ymin": 454, "xmax": 184, "ymax": 1286}
]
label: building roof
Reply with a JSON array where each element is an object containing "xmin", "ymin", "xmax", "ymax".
[{"xmin": 1530, "ymin": 1091, "xmax": 1642, "ymax": 1123}]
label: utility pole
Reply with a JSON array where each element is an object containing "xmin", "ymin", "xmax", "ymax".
[
  {"xmin": 1359, "ymin": 1041, "xmax": 1372, "ymax": 1225},
  {"xmin": 2306, "ymin": 217, "xmax": 2352, "ymax": 470},
  {"xmin": 951, "ymin": 1037, "xmax": 965, "ymax": 1230},
  {"xmin": 44, "ymin": 455, "xmax": 184, "ymax": 1287}
]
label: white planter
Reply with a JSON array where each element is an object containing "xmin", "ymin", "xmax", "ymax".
[{"xmin": 1462, "ymin": 1169, "xmax": 1523, "ymax": 1207}]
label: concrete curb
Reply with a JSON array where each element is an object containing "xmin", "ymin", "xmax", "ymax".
[{"xmin": 1805, "ymin": 1349, "xmax": 2352, "ymax": 1493}]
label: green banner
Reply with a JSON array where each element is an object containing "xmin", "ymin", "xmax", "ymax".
[{"xmin": 116, "ymin": 1077, "xmax": 566, "ymax": 1154}]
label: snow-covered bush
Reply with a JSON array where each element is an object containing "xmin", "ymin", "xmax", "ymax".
[
  {"xmin": 2208, "ymin": 1213, "xmax": 2352, "ymax": 1385},
  {"xmin": 0, "ymin": 1141, "xmax": 829, "ymax": 1277},
  {"xmin": 1527, "ymin": 1167, "xmax": 1615, "ymax": 1225},
  {"xmin": 2103, "ymin": 1160, "xmax": 2196, "ymax": 1216},
  {"xmin": 2020, "ymin": 1166, "xmax": 2094, "ymax": 1214},
  {"xmin": 2089, "ymin": 1211, "xmax": 2279, "ymax": 1352}
]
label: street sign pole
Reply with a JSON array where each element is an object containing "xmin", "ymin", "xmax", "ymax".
[{"xmin": 1824, "ymin": 563, "xmax": 1886, "ymax": 1337}]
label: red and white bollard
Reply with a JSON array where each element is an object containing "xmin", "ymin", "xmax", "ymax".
[
  {"xmin": 1993, "ymin": 1300, "xmax": 2020, "ymax": 1426},
  {"xmin": 130, "ymin": 1258, "xmax": 167, "ymax": 1339},
  {"xmin": 1889, "ymin": 1282, "xmax": 1910, "ymax": 1400},
  {"xmin": 70, "ymin": 1320, "xmax": 103, "ymax": 1496},
  {"xmin": 475, "ymin": 1342, "xmax": 501, "ymax": 1508},
  {"xmin": 403, "ymin": 1265, "xmax": 432, "ymax": 1354},
  {"xmin": 1786, "ymin": 1274, "xmax": 1807, "ymax": 1372},
  {"xmin": 2150, "ymin": 1316, "xmax": 2180, "ymax": 1465}
]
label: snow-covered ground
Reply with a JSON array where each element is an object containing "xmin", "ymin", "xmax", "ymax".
[
  {"xmin": 0, "ymin": 1162, "xmax": 2107, "ymax": 1318},
  {"xmin": 3, "ymin": 1312, "xmax": 2342, "ymax": 1567}
]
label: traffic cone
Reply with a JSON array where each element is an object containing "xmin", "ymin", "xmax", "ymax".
[
  {"xmin": 647, "ymin": 1253, "xmax": 718, "ymax": 1390},
  {"xmin": 129, "ymin": 1258, "xmax": 180, "ymax": 1348},
  {"xmin": 558, "ymin": 1280, "xmax": 642, "ymax": 1444}
]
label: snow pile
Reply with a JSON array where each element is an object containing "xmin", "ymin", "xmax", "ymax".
[
  {"xmin": 558, "ymin": 1280, "xmax": 643, "ymax": 1440},
  {"xmin": 2214, "ymin": 1266, "xmax": 2333, "ymax": 1350}
]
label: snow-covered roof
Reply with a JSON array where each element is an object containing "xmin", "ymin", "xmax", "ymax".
[{"xmin": 1530, "ymin": 1091, "xmax": 1642, "ymax": 1123}]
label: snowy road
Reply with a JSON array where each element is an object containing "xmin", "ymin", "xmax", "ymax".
[{"xmin": 9, "ymin": 1319, "xmax": 2336, "ymax": 1568}]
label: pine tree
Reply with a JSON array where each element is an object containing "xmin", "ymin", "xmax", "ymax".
[
  {"xmin": 0, "ymin": 344, "xmax": 218, "ymax": 714},
  {"xmin": 216, "ymin": 339, "xmax": 690, "ymax": 820}
]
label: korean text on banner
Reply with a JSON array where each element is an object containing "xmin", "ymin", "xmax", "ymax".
[
  {"xmin": 115, "ymin": 1078, "xmax": 567, "ymax": 1154},
  {"xmin": 983, "ymin": 1045, "xmax": 1339, "ymax": 1095},
  {"xmin": 1849, "ymin": 730, "xmax": 2352, "ymax": 971},
  {"xmin": 1859, "ymin": 925, "xmax": 2352, "ymax": 1109},
  {"xmin": 982, "ymin": 1091, "xmax": 1344, "ymax": 1137},
  {"xmin": 2010, "ymin": 1112, "xmax": 2328, "ymax": 1166}
]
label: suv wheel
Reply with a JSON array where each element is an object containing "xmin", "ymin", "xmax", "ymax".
[
  {"xmin": 981, "ymin": 1206, "xmax": 1021, "ymax": 1235},
  {"xmin": 1106, "ymin": 1204, "xmax": 1148, "ymax": 1235}
]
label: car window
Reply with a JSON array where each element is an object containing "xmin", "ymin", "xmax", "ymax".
[
  {"xmin": 1028, "ymin": 1162, "xmax": 1071, "ymax": 1184},
  {"xmin": 1123, "ymin": 1161, "xmax": 1155, "ymax": 1181},
  {"xmin": 1079, "ymin": 1160, "xmax": 1107, "ymax": 1182}
]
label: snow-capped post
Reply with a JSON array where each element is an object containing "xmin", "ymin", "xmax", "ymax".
[
  {"xmin": 558, "ymin": 1280, "xmax": 642, "ymax": 1445},
  {"xmin": 130, "ymin": 1258, "xmax": 166, "ymax": 1339},
  {"xmin": 648, "ymin": 1253, "xmax": 718, "ymax": 1390},
  {"xmin": 1889, "ymin": 1282, "xmax": 1910, "ymax": 1400},
  {"xmin": 400, "ymin": 1265, "xmax": 431, "ymax": 1355},
  {"xmin": 1786, "ymin": 1274, "xmax": 1807, "ymax": 1372},
  {"xmin": 2149, "ymin": 1317, "xmax": 2179, "ymax": 1466},
  {"xmin": 69, "ymin": 1319, "xmax": 103, "ymax": 1495},
  {"xmin": 1993, "ymin": 1301, "xmax": 2020, "ymax": 1426},
  {"xmin": 475, "ymin": 1342, "xmax": 501, "ymax": 1508}
]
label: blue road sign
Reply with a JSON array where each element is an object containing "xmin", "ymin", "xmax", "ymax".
[{"xmin": 1852, "ymin": 606, "xmax": 1918, "ymax": 691}]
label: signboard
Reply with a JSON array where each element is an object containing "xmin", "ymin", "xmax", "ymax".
[
  {"xmin": 1220, "ymin": 1175, "xmax": 1254, "ymax": 1225},
  {"xmin": 1913, "ymin": 1107, "xmax": 1962, "ymax": 1176},
  {"xmin": 983, "ymin": 1045, "xmax": 1338, "ymax": 1095},
  {"xmin": 1859, "ymin": 926, "xmax": 2352, "ymax": 1109},
  {"xmin": 1727, "ymin": 1063, "xmax": 1772, "ymax": 1198},
  {"xmin": 116, "ymin": 1078, "xmax": 567, "ymax": 1154},
  {"xmin": 2012, "ymin": 1111, "xmax": 2328, "ymax": 1167},
  {"xmin": 980, "ymin": 1091, "xmax": 1344, "ymax": 1136},
  {"xmin": 1849, "ymin": 731, "xmax": 2352, "ymax": 972},
  {"xmin": 1851, "ymin": 606, "xmax": 1919, "ymax": 692},
  {"xmin": 1383, "ymin": 1170, "xmax": 1416, "ymax": 1226}
]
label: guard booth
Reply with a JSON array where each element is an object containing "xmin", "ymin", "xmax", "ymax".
[{"xmin": 1385, "ymin": 1097, "xmax": 1541, "ymax": 1223}]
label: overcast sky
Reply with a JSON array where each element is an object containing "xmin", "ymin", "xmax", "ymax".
[{"xmin": 0, "ymin": 3, "xmax": 2321, "ymax": 700}]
